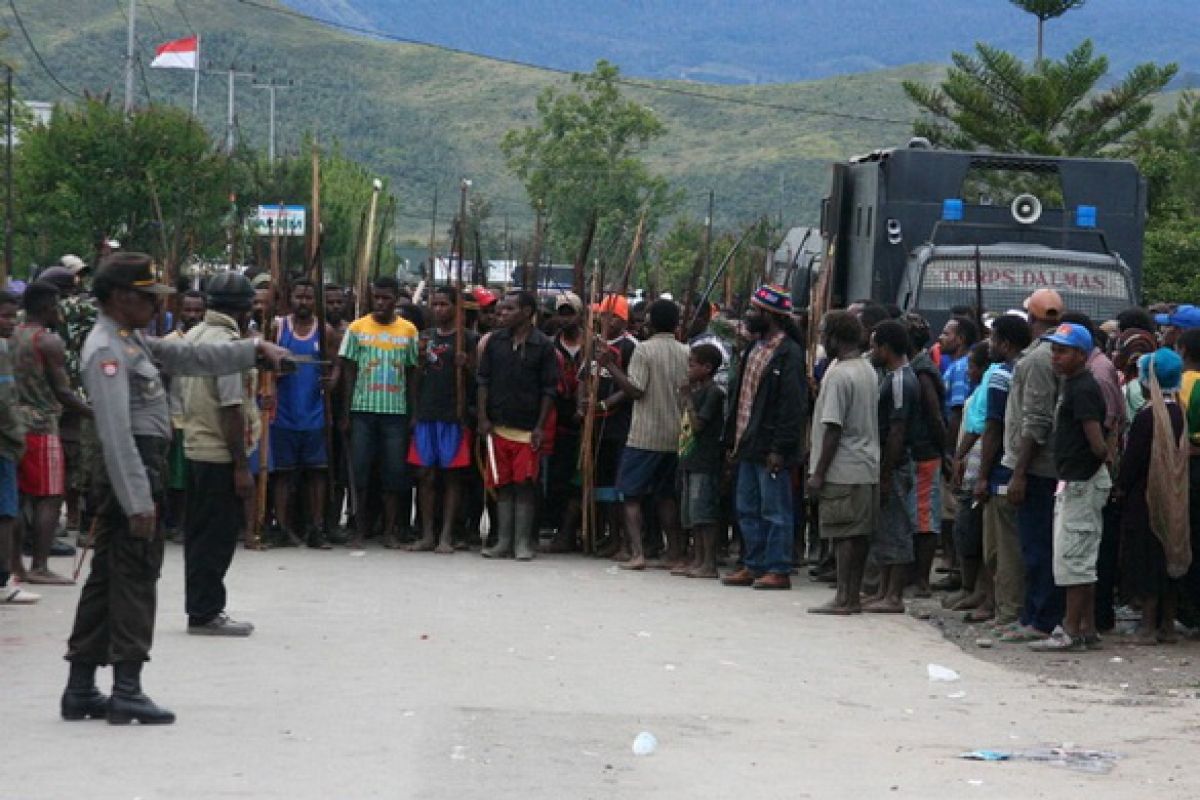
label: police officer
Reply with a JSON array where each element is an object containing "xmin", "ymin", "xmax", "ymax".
[{"xmin": 60, "ymin": 253, "xmax": 289, "ymax": 725}]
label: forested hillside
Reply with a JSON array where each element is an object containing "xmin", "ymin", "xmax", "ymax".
[
  {"xmin": 289, "ymin": 0, "xmax": 1200, "ymax": 84},
  {"xmin": 2, "ymin": 0, "xmax": 951, "ymax": 246}
]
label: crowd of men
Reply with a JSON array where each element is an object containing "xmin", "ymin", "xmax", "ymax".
[{"xmin": 5, "ymin": 250, "xmax": 1200, "ymax": 724}]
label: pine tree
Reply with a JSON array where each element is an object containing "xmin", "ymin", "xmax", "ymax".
[{"xmin": 1010, "ymin": 0, "xmax": 1087, "ymax": 61}]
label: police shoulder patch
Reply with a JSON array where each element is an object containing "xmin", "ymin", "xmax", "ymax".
[{"xmin": 101, "ymin": 359, "xmax": 119, "ymax": 377}]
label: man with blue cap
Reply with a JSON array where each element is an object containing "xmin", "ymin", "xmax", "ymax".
[
  {"xmin": 1155, "ymin": 304, "xmax": 1200, "ymax": 333},
  {"xmin": 1031, "ymin": 322, "xmax": 1112, "ymax": 651}
]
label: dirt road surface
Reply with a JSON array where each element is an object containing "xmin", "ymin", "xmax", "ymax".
[{"xmin": 5, "ymin": 546, "xmax": 1198, "ymax": 798}]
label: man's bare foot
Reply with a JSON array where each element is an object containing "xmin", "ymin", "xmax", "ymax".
[
  {"xmin": 808, "ymin": 599, "xmax": 859, "ymax": 615},
  {"xmin": 24, "ymin": 568, "xmax": 74, "ymax": 586},
  {"xmin": 434, "ymin": 542, "xmax": 454, "ymax": 555},
  {"xmin": 862, "ymin": 598, "xmax": 905, "ymax": 613},
  {"xmin": 612, "ymin": 549, "xmax": 631, "ymax": 563},
  {"xmin": 406, "ymin": 537, "xmax": 436, "ymax": 552},
  {"xmin": 951, "ymin": 592, "xmax": 985, "ymax": 611},
  {"xmin": 620, "ymin": 556, "xmax": 646, "ymax": 571},
  {"xmin": 963, "ymin": 606, "xmax": 995, "ymax": 623}
]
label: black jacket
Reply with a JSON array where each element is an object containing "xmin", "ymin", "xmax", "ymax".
[{"xmin": 722, "ymin": 335, "xmax": 807, "ymax": 465}]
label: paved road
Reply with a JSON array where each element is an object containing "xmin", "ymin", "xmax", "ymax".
[{"xmin": 5, "ymin": 545, "xmax": 1198, "ymax": 799}]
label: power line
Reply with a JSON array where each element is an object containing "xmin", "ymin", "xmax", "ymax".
[
  {"xmin": 6, "ymin": 0, "xmax": 82, "ymax": 98},
  {"xmin": 229, "ymin": 0, "xmax": 909, "ymax": 126},
  {"xmin": 172, "ymin": 0, "xmax": 197, "ymax": 34},
  {"xmin": 143, "ymin": 1, "xmax": 169, "ymax": 39}
]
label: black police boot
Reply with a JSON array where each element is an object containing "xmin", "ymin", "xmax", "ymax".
[
  {"xmin": 60, "ymin": 662, "xmax": 109, "ymax": 721},
  {"xmin": 108, "ymin": 661, "xmax": 175, "ymax": 725}
]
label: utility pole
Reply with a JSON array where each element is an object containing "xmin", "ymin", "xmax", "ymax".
[
  {"xmin": 703, "ymin": 188, "xmax": 714, "ymax": 280},
  {"xmin": 529, "ymin": 199, "xmax": 544, "ymax": 291},
  {"xmin": 778, "ymin": 174, "xmax": 785, "ymax": 229},
  {"xmin": 456, "ymin": 178, "xmax": 471, "ymax": 290},
  {"xmin": 252, "ymin": 78, "xmax": 295, "ymax": 164},
  {"xmin": 123, "ymin": 0, "xmax": 137, "ymax": 115},
  {"xmin": 217, "ymin": 63, "xmax": 255, "ymax": 156},
  {"xmin": 426, "ymin": 184, "xmax": 438, "ymax": 285}
]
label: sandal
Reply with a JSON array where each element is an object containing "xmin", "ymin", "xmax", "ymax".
[
  {"xmin": 1028, "ymin": 628, "xmax": 1083, "ymax": 652},
  {"xmin": 999, "ymin": 625, "xmax": 1049, "ymax": 644}
]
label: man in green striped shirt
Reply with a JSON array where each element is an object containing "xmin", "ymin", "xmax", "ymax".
[{"xmin": 333, "ymin": 277, "xmax": 419, "ymax": 549}]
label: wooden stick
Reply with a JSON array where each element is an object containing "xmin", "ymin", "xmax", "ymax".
[
  {"xmin": 310, "ymin": 141, "xmax": 336, "ymax": 516},
  {"xmin": 693, "ymin": 220, "xmax": 758, "ymax": 327},
  {"xmin": 579, "ymin": 211, "xmax": 646, "ymax": 553},
  {"xmin": 355, "ymin": 180, "xmax": 383, "ymax": 318},
  {"xmin": 253, "ymin": 203, "xmax": 286, "ymax": 548}
]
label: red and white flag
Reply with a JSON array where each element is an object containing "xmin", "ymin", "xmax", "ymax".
[{"xmin": 150, "ymin": 36, "xmax": 199, "ymax": 70}]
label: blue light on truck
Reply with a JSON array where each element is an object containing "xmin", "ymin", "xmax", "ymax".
[
  {"xmin": 1076, "ymin": 205, "xmax": 1097, "ymax": 228},
  {"xmin": 942, "ymin": 199, "xmax": 964, "ymax": 221}
]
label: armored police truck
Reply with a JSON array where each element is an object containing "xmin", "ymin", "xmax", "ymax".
[{"xmin": 818, "ymin": 141, "xmax": 1145, "ymax": 328}]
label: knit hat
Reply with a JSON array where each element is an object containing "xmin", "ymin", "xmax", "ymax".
[
  {"xmin": 1139, "ymin": 347, "xmax": 1183, "ymax": 391},
  {"xmin": 1115, "ymin": 328, "xmax": 1158, "ymax": 373},
  {"xmin": 471, "ymin": 286, "xmax": 498, "ymax": 309},
  {"xmin": 750, "ymin": 284, "xmax": 792, "ymax": 315},
  {"xmin": 555, "ymin": 291, "xmax": 583, "ymax": 315},
  {"xmin": 592, "ymin": 294, "xmax": 629, "ymax": 322}
]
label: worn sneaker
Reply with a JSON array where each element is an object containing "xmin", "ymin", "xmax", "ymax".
[
  {"xmin": 1, "ymin": 585, "xmax": 40, "ymax": 604},
  {"xmin": 1028, "ymin": 626, "xmax": 1083, "ymax": 652},
  {"xmin": 188, "ymin": 613, "xmax": 254, "ymax": 637}
]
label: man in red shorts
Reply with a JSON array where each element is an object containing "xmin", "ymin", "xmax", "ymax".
[
  {"xmin": 408, "ymin": 287, "xmax": 478, "ymax": 553},
  {"xmin": 13, "ymin": 281, "xmax": 91, "ymax": 585},
  {"xmin": 476, "ymin": 291, "xmax": 559, "ymax": 560}
]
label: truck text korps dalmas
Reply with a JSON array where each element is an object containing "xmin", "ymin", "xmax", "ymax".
[{"xmin": 818, "ymin": 142, "xmax": 1145, "ymax": 328}]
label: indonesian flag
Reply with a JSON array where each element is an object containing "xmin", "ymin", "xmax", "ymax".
[{"xmin": 150, "ymin": 36, "xmax": 198, "ymax": 70}]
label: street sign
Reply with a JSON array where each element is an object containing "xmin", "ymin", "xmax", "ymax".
[{"xmin": 251, "ymin": 205, "xmax": 306, "ymax": 237}]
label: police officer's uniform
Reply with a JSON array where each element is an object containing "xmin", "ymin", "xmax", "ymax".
[{"xmin": 61, "ymin": 255, "xmax": 260, "ymax": 725}]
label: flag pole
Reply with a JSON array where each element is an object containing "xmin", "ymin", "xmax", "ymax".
[{"xmin": 191, "ymin": 34, "xmax": 201, "ymax": 117}]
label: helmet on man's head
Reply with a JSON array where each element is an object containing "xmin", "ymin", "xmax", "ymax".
[{"xmin": 205, "ymin": 271, "xmax": 255, "ymax": 312}]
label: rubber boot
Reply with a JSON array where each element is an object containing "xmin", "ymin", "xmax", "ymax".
[
  {"xmin": 513, "ymin": 502, "xmax": 536, "ymax": 561},
  {"xmin": 60, "ymin": 662, "xmax": 109, "ymax": 721},
  {"xmin": 481, "ymin": 498, "xmax": 514, "ymax": 559},
  {"xmin": 107, "ymin": 661, "xmax": 175, "ymax": 725}
]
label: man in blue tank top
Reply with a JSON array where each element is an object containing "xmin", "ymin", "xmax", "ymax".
[{"xmin": 270, "ymin": 279, "xmax": 337, "ymax": 548}]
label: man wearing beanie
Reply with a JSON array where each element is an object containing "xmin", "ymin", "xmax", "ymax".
[{"xmin": 721, "ymin": 285, "xmax": 806, "ymax": 590}]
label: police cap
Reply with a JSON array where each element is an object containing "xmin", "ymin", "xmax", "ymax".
[{"xmin": 95, "ymin": 252, "xmax": 174, "ymax": 295}]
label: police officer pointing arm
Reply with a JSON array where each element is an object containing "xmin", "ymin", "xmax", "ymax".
[{"xmin": 61, "ymin": 253, "xmax": 288, "ymax": 726}]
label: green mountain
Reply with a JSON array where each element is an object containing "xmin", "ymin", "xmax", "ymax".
[{"xmin": 4, "ymin": 0, "xmax": 946, "ymax": 250}]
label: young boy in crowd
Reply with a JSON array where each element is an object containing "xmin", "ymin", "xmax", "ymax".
[
  {"xmin": 865, "ymin": 319, "xmax": 920, "ymax": 613},
  {"xmin": 675, "ymin": 344, "xmax": 725, "ymax": 579},
  {"xmin": 1032, "ymin": 322, "xmax": 1111, "ymax": 651},
  {"xmin": 408, "ymin": 287, "xmax": 477, "ymax": 554},
  {"xmin": 0, "ymin": 291, "xmax": 34, "ymax": 604}
]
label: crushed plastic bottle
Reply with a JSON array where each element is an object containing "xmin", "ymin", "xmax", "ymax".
[
  {"xmin": 632, "ymin": 732, "xmax": 658, "ymax": 756},
  {"xmin": 927, "ymin": 663, "xmax": 960, "ymax": 682}
]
